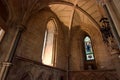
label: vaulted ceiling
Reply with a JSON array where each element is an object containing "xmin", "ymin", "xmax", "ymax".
[
  {"xmin": 49, "ymin": 0, "xmax": 106, "ymax": 29},
  {"xmin": 0, "ymin": 0, "xmax": 106, "ymax": 30}
]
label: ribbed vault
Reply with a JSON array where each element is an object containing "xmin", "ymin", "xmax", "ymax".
[
  {"xmin": 48, "ymin": 0, "xmax": 106, "ymax": 30},
  {"xmin": 0, "ymin": 0, "xmax": 107, "ymax": 31},
  {"xmin": 62, "ymin": 0, "xmax": 106, "ymax": 24}
]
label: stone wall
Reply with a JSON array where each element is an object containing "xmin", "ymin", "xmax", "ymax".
[
  {"xmin": 69, "ymin": 70, "xmax": 119, "ymax": 80},
  {"xmin": 16, "ymin": 9, "xmax": 67, "ymax": 70},
  {"xmin": 69, "ymin": 22, "xmax": 114, "ymax": 71},
  {"xmin": 0, "ymin": 0, "xmax": 120, "ymax": 79},
  {"xmin": 104, "ymin": 1, "xmax": 120, "ymax": 77},
  {"xmin": 6, "ymin": 56, "xmax": 66, "ymax": 80},
  {"xmin": 6, "ymin": 56, "xmax": 119, "ymax": 80}
]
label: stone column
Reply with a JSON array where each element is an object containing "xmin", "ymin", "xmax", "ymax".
[
  {"xmin": 96, "ymin": 1, "xmax": 120, "ymax": 79},
  {"xmin": 103, "ymin": 0, "xmax": 120, "ymax": 49},
  {"xmin": 98, "ymin": 0, "xmax": 120, "ymax": 79},
  {"xmin": 0, "ymin": 24, "xmax": 25, "ymax": 80},
  {"xmin": 105, "ymin": 0, "xmax": 120, "ymax": 36}
]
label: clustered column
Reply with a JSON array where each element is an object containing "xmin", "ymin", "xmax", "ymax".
[{"xmin": 0, "ymin": 24, "xmax": 25, "ymax": 80}]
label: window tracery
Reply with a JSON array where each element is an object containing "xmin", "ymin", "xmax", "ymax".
[{"xmin": 84, "ymin": 36, "xmax": 94, "ymax": 61}]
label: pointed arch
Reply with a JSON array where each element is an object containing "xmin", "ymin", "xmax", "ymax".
[
  {"xmin": 48, "ymin": 1, "xmax": 100, "ymax": 28},
  {"xmin": 84, "ymin": 36, "xmax": 95, "ymax": 61},
  {"xmin": 20, "ymin": 72, "xmax": 33, "ymax": 80},
  {"xmin": 83, "ymin": 35, "xmax": 97, "ymax": 70},
  {"xmin": 42, "ymin": 18, "xmax": 57, "ymax": 66}
]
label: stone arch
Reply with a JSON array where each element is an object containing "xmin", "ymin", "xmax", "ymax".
[
  {"xmin": 22, "ymin": 8, "xmax": 66, "ymax": 68},
  {"xmin": 70, "ymin": 21, "xmax": 112, "ymax": 70},
  {"xmin": 6, "ymin": 1, "xmax": 100, "ymax": 30},
  {"xmin": 70, "ymin": 25, "xmax": 99, "ymax": 70},
  {"xmin": 3, "ymin": 0, "xmax": 101, "ymax": 29},
  {"xmin": 16, "ymin": 8, "xmax": 65, "ymax": 63},
  {"xmin": 42, "ymin": 18, "xmax": 58, "ymax": 66},
  {"xmin": 37, "ymin": 71, "xmax": 53, "ymax": 80},
  {"xmin": 48, "ymin": 2, "xmax": 100, "ymax": 28},
  {"xmin": 81, "ymin": 23, "xmax": 113, "ymax": 69},
  {"xmin": 20, "ymin": 72, "xmax": 33, "ymax": 80},
  {"xmin": 100, "ymin": 72, "xmax": 119, "ymax": 80},
  {"xmin": 37, "ymin": 72, "xmax": 44, "ymax": 80},
  {"xmin": 24, "ymin": 1, "xmax": 100, "ymax": 29}
]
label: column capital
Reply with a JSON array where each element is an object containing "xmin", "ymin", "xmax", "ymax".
[
  {"xmin": 96, "ymin": 0, "xmax": 106, "ymax": 6},
  {"xmin": 0, "ymin": 62, "xmax": 11, "ymax": 67},
  {"xmin": 16, "ymin": 24, "xmax": 26, "ymax": 32}
]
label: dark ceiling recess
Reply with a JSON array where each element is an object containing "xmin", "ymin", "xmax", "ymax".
[{"xmin": 0, "ymin": 0, "xmax": 8, "ymax": 21}]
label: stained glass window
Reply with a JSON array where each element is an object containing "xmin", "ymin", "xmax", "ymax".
[
  {"xmin": 42, "ymin": 19, "xmax": 56, "ymax": 66},
  {"xmin": 84, "ymin": 36, "xmax": 94, "ymax": 60}
]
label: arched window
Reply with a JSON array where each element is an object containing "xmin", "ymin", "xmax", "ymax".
[
  {"xmin": 0, "ymin": 27, "xmax": 5, "ymax": 42},
  {"xmin": 42, "ymin": 19, "xmax": 57, "ymax": 66},
  {"xmin": 84, "ymin": 36, "xmax": 94, "ymax": 61}
]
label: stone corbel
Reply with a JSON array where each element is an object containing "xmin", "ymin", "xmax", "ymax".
[{"xmin": 16, "ymin": 24, "xmax": 26, "ymax": 32}]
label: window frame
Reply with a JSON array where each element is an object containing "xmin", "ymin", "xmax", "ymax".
[
  {"xmin": 42, "ymin": 18, "xmax": 58, "ymax": 66},
  {"xmin": 84, "ymin": 36, "xmax": 95, "ymax": 61}
]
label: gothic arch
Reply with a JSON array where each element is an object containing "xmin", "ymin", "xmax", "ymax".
[
  {"xmin": 70, "ymin": 21, "xmax": 112, "ymax": 70},
  {"xmin": 20, "ymin": 72, "xmax": 33, "ymax": 80},
  {"xmin": 48, "ymin": 1, "xmax": 100, "ymax": 28},
  {"xmin": 37, "ymin": 72, "xmax": 44, "ymax": 80},
  {"xmin": 42, "ymin": 18, "xmax": 58, "ymax": 66},
  {"xmin": 8, "ymin": 1, "xmax": 101, "ymax": 29}
]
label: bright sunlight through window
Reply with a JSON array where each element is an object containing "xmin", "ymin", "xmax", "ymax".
[{"xmin": 42, "ymin": 19, "xmax": 56, "ymax": 66}]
